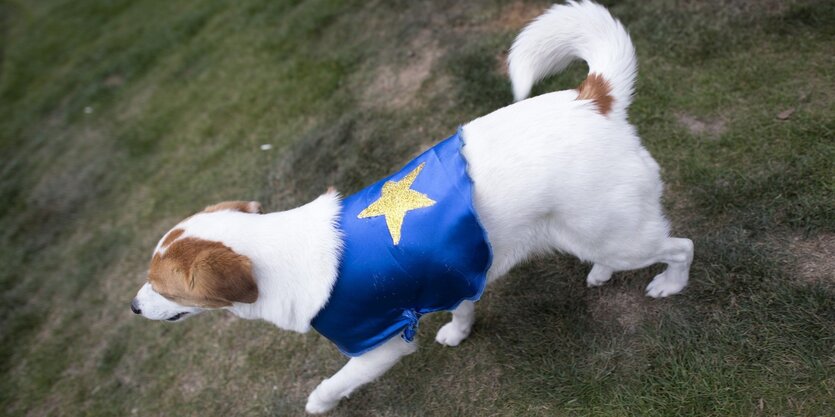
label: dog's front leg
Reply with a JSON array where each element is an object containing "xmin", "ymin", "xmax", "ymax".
[
  {"xmin": 305, "ymin": 335, "xmax": 417, "ymax": 414},
  {"xmin": 435, "ymin": 300, "xmax": 475, "ymax": 346}
]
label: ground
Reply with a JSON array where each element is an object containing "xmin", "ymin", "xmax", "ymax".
[{"xmin": 1, "ymin": 0, "xmax": 833, "ymax": 416}]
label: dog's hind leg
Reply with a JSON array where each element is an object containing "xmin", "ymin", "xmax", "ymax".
[
  {"xmin": 435, "ymin": 300, "xmax": 475, "ymax": 347},
  {"xmin": 589, "ymin": 236, "xmax": 693, "ymax": 297},
  {"xmin": 586, "ymin": 264, "xmax": 614, "ymax": 287},
  {"xmin": 305, "ymin": 336, "xmax": 417, "ymax": 414},
  {"xmin": 645, "ymin": 237, "xmax": 693, "ymax": 298}
]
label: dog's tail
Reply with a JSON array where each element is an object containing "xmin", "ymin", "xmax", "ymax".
[{"xmin": 508, "ymin": 0, "xmax": 637, "ymax": 119}]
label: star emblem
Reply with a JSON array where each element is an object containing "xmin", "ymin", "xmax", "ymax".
[{"xmin": 358, "ymin": 162, "xmax": 436, "ymax": 245}]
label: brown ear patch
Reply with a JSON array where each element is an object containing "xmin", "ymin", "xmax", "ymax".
[
  {"xmin": 203, "ymin": 201, "xmax": 262, "ymax": 214},
  {"xmin": 577, "ymin": 73, "xmax": 613, "ymax": 116},
  {"xmin": 160, "ymin": 228, "xmax": 185, "ymax": 248},
  {"xmin": 149, "ymin": 238, "xmax": 258, "ymax": 308}
]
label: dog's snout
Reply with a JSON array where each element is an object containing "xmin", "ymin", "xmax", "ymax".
[{"xmin": 130, "ymin": 299, "xmax": 142, "ymax": 315}]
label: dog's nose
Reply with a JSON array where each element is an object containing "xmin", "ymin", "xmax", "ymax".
[{"xmin": 130, "ymin": 299, "xmax": 142, "ymax": 315}]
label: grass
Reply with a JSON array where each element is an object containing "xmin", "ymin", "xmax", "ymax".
[{"xmin": 1, "ymin": 0, "xmax": 833, "ymax": 416}]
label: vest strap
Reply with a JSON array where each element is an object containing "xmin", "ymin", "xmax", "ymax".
[{"xmin": 400, "ymin": 309, "xmax": 422, "ymax": 342}]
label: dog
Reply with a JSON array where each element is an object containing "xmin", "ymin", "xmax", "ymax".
[{"xmin": 131, "ymin": 1, "xmax": 694, "ymax": 413}]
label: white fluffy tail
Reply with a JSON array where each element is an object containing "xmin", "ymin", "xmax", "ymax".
[{"xmin": 508, "ymin": 0, "xmax": 637, "ymax": 118}]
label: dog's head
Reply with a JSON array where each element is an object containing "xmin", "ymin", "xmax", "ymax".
[{"xmin": 131, "ymin": 201, "xmax": 262, "ymax": 322}]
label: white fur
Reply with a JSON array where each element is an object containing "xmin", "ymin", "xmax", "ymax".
[
  {"xmin": 305, "ymin": 336, "xmax": 417, "ymax": 413},
  {"xmin": 134, "ymin": 194, "xmax": 343, "ymax": 332},
  {"xmin": 133, "ymin": 1, "xmax": 693, "ymax": 413},
  {"xmin": 134, "ymin": 282, "xmax": 203, "ymax": 321},
  {"xmin": 508, "ymin": 0, "xmax": 637, "ymax": 118}
]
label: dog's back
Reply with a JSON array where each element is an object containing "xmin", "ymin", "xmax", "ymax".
[{"xmin": 459, "ymin": 1, "xmax": 691, "ymax": 297}]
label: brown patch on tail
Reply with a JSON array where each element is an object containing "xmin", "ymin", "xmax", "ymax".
[{"xmin": 577, "ymin": 73, "xmax": 614, "ymax": 116}]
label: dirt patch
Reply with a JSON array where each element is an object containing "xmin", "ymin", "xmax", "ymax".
[
  {"xmin": 493, "ymin": 1, "xmax": 548, "ymax": 30},
  {"xmin": 359, "ymin": 0, "xmax": 545, "ymax": 110},
  {"xmin": 118, "ymin": 84, "xmax": 158, "ymax": 121},
  {"xmin": 676, "ymin": 112, "xmax": 727, "ymax": 138},
  {"xmin": 104, "ymin": 74, "xmax": 125, "ymax": 87},
  {"xmin": 788, "ymin": 233, "xmax": 834, "ymax": 285},
  {"xmin": 363, "ymin": 30, "xmax": 445, "ymax": 109},
  {"xmin": 589, "ymin": 290, "xmax": 654, "ymax": 333},
  {"xmin": 178, "ymin": 370, "xmax": 208, "ymax": 398},
  {"xmin": 495, "ymin": 50, "xmax": 509, "ymax": 77}
]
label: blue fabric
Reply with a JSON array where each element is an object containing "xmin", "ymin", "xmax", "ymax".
[{"xmin": 311, "ymin": 131, "xmax": 492, "ymax": 357}]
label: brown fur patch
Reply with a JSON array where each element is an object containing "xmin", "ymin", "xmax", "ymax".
[
  {"xmin": 160, "ymin": 228, "xmax": 185, "ymax": 248},
  {"xmin": 577, "ymin": 73, "xmax": 614, "ymax": 115},
  {"xmin": 203, "ymin": 201, "xmax": 262, "ymax": 214},
  {"xmin": 149, "ymin": 238, "xmax": 258, "ymax": 308}
]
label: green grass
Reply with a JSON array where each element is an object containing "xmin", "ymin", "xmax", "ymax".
[{"xmin": 1, "ymin": 0, "xmax": 833, "ymax": 416}]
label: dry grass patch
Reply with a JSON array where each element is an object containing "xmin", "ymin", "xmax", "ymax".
[
  {"xmin": 588, "ymin": 290, "xmax": 658, "ymax": 334},
  {"xmin": 493, "ymin": 1, "xmax": 548, "ymax": 30},
  {"xmin": 676, "ymin": 112, "xmax": 728, "ymax": 139},
  {"xmin": 788, "ymin": 233, "xmax": 834, "ymax": 285},
  {"xmin": 362, "ymin": 29, "xmax": 445, "ymax": 109},
  {"xmin": 117, "ymin": 84, "xmax": 159, "ymax": 122}
]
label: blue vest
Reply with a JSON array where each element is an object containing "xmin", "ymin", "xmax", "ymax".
[{"xmin": 311, "ymin": 131, "xmax": 492, "ymax": 356}]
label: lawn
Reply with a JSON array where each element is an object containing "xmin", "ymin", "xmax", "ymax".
[{"xmin": 1, "ymin": 0, "xmax": 832, "ymax": 416}]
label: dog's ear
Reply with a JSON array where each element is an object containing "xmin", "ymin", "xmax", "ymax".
[
  {"xmin": 188, "ymin": 242, "xmax": 258, "ymax": 305},
  {"xmin": 203, "ymin": 201, "xmax": 263, "ymax": 214}
]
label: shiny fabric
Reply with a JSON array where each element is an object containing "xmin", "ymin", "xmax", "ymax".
[{"xmin": 311, "ymin": 131, "xmax": 492, "ymax": 357}]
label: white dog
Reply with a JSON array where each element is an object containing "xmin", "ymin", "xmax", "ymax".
[{"xmin": 131, "ymin": 1, "xmax": 693, "ymax": 413}]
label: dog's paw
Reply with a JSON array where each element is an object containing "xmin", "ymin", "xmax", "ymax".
[
  {"xmin": 305, "ymin": 382, "xmax": 339, "ymax": 414},
  {"xmin": 586, "ymin": 275, "xmax": 607, "ymax": 287},
  {"xmin": 645, "ymin": 272, "xmax": 686, "ymax": 298},
  {"xmin": 586, "ymin": 264, "xmax": 613, "ymax": 287},
  {"xmin": 435, "ymin": 322, "xmax": 470, "ymax": 347}
]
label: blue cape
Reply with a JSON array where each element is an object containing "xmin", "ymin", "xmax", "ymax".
[{"xmin": 311, "ymin": 131, "xmax": 492, "ymax": 356}]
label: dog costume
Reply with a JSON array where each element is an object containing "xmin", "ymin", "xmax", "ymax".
[{"xmin": 311, "ymin": 131, "xmax": 492, "ymax": 356}]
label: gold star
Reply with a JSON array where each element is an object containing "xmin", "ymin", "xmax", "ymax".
[{"xmin": 358, "ymin": 162, "xmax": 436, "ymax": 245}]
